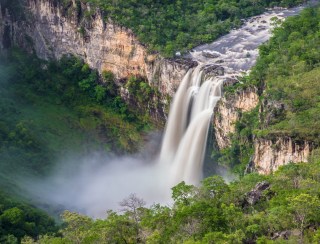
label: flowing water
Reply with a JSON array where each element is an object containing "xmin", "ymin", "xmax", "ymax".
[
  {"xmin": 158, "ymin": 3, "xmax": 315, "ymax": 186},
  {"xmin": 23, "ymin": 3, "xmax": 316, "ymax": 217},
  {"xmin": 159, "ymin": 66, "xmax": 224, "ymax": 186}
]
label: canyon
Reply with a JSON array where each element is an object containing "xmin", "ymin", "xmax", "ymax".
[{"xmin": 0, "ymin": 0, "xmax": 315, "ymax": 176}]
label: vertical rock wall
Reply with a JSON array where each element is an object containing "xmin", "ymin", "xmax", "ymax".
[
  {"xmin": 0, "ymin": 0, "xmax": 196, "ymax": 123},
  {"xmin": 253, "ymin": 137, "xmax": 313, "ymax": 174},
  {"xmin": 213, "ymin": 87, "xmax": 259, "ymax": 149}
]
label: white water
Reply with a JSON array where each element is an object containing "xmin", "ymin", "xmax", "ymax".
[
  {"xmin": 157, "ymin": 3, "xmax": 314, "ymax": 187},
  {"xmin": 21, "ymin": 4, "xmax": 314, "ymax": 217},
  {"xmin": 157, "ymin": 5, "xmax": 309, "ymax": 186},
  {"xmin": 159, "ymin": 67, "xmax": 224, "ymax": 186},
  {"xmin": 188, "ymin": 4, "xmax": 311, "ymax": 73}
]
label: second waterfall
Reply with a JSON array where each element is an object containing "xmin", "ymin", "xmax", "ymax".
[{"xmin": 159, "ymin": 65, "xmax": 224, "ymax": 186}]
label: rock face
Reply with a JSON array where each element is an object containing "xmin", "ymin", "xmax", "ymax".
[
  {"xmin": 243, "ymin": 181, "xmax": 270, "ymax": 206},
  {"xmin": 1, "ymin": 0, "xmax": 315, "ymax": 173},
  {"xmin": 147, "ymin": 58, "xmax": 197, "ymax": 97},
  {"xmin": 0, "ymin": 0, "xmax": 196, "ymax": 123},
  {"xmin": 252, "ymin": 137, "xmax": 313, "ymax": 174},
  {"xmin": 28, "ymin": 0, "xmax": 149, "ymax": 79},
  {"xmin": 213, "ymin": 87, "xmax": 259, "ymax": 149}
]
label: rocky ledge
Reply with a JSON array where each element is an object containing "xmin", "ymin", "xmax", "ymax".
[{"xmin": 252, "ymin": 137, "xmax": 313, "ymax": 174}]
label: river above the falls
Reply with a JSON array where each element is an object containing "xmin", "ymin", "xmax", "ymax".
[{"xmin": 187, "ymin": 2, "xmax": 317, "ymax": 75}]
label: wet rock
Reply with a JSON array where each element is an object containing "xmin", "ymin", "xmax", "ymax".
[
  {"xmin": 223, "ymin": 77, "xmax": 238, "ymax": 87},
  {"xmin": 215, "ymin": 59, "xmax": 224, "ymax": 64},
  {"xmin": 244, "ymin": 158, "xmax": 255, "ymax": 174},
  {"xmin": 202, "ymin": 51, "xmax": 220, "ymax": 59},
  {"xmin": 203, "ymin": 64, "xmax": 224, "ymax": 77},
  {"xmin": 244, "ymin": 181, "xmax": 270, "ymax": 206},
  {"xmin": 170, "ymin": 58, "xmax": 198, "ymax": 68},
  {"xmin": 258, "ymin": 25, "xmax": 267, "ymax": 30}
]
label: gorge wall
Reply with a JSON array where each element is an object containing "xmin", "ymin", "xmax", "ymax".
[
  {"xmin": 0, "ymin": 0, "xmax": 315, "ymax": 174},
  {"xmin": 252, "ymin": 137, "xmax": 313, "ymax": 174},
  {"xmin": 213, "ymin": 85, "xmax": 314, "ymax": 174},
  {"xmin": 0, "ymin": 0, "xmax": 196, "ymax": 123},
  {"xmin": 214, "ymin": 87, "xmax": 259, "ymax": 149}
]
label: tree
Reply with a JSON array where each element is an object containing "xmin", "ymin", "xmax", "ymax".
[
  {"xmin": 288, "ymin": 193, "xmax": 320, "ymax": 239},
  {"xmin": 171, "ymin": 181, "xmax": 196, "ymax": 206},
  {"xmin": 102, "ymin": 70, "xmax": 117, "ymax": 95},
  {"xmin": 119, "ymin": 194, "xmax": 146, "ymax": 242},
  {"xmin": 94, "ymin": 85, "xmax": 107, "ymax": 103},
  {"xmin": 60, "ymin": 211, "xmax": 96, "ymax": 244},
  {"xmin": 200, "ymin": 176, "xmax": 229, "ymax": 200}
]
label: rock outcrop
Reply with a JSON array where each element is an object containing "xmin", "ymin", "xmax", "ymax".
[
  {"xmin": 0, "ymin": 0, "xmax": 196, "ymax": 123},
  {"xmin": 213, "ymin": 87, "xmax": 259, "ymax": 149},
  {"xmin": 243, "ymin": 181, "xmax": 270, "ymax": 207},
  {"xmin": 252, "ymin": 137, "xmax": 313, "ymax": 174}
]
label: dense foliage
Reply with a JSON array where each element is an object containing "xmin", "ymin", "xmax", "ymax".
[
  {"xmin": 23, "ymin": 157, "xmax": 320, "ymax": 243},
  {"xmin": 217, "ymin": 6, "xmax": 320, "ymax": 172},
  {"xmin": 0, "ymin": 191, "xmax": 57, "ymax": 243},
  {"xmin": 245, "ymin": 6, "xmax": 320, "ymax": 141},
  {"xmin": 0, "ymin": 50, "xmax": 151, "ymax": 189},
  {"xmin": 73, "ymin": 0, "xmax": 305, "ymax": 57},
  {"xmin": 1, "ymin": 2, "xmax": 320, "ymax": 243}
]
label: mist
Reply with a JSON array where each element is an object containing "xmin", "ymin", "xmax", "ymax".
[{"xmin": 20, "ymin": 132, "xmax": 176, "ymax": 218}]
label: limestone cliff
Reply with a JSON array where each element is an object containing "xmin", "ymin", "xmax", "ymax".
[
  {"xmin": 252, "ymin": 137, "xmax": 313, "ymax": 174},
  {"xmin": 213, "ymin": 87, "xmax": 259, "ymax": 149}
]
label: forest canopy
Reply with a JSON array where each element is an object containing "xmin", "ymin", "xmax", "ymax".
[{"xmin": 74, "ymin": 0, "xmax": 305, "ymax": 57}]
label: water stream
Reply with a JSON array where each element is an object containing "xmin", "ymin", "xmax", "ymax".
[
  {"xmin": 159, "ymin": 66, "xmax": 224, "ymax": 186},
  {"xmin": 158, "ymin": 3, "xmax": 311, "ymax": 186},
  {"xmin": 23, "ymin": 3, "xmax": 315, "ymax": 217}
]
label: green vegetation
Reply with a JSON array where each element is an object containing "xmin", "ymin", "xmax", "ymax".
[
  {"xmin": 0, "ymin": 49, "xmax": 150, "ymax": 185},
  {"xmin": 1, "ymin": 2, "xmax": 320, "ymax": 243},
  {"xmin": 246, "ymin": 6, "xmax": 320, "ymax": 141},
  {"xmin": 69, "ymin": 0, "xmax": 304, "ymax": 57},
  {"xmin": 217, "ymin": 6, "xmax": 320, "ymax": 172},
  {"xmin": 0, "ymin": 191, "xmax": 57, "ymax": 243},
  {"xmin": 22, "ymin": 158, "xmax": 320, "ymax": 243},
  {"xmin": 125, "ymin": 76, "xmax": 158, "ymax": 104},
  {"xmin": 213, "ymin": 107, "xmax": 260, "ymax": 175},
  {"xmin": 0, "ymin": 49, "xmax": 154, "ymax": 242}
]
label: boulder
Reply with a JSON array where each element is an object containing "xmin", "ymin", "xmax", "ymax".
[
  {"xmin": 202, "ymin": 51, "xmax": 221, "ymax": 59},
  {"xmin": 244, "ymin": 181, "xmax": 270, "ymax": 206}
]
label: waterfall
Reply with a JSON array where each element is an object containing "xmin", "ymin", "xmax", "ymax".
[
  {"xmin": 159, "ymin": 66, "xmax": 224, "ymax": 186},
  {"xmin": 22, "ymin": 4, "xmax": 310, "ymax": 216}
]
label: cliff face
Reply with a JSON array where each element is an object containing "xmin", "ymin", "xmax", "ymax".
[
  {"xmin": 213, "ymin": 87, "xmax": 259, "ymax": 149},
  {"xmin": 0, "ymin": 0, "xmax": 196, "ymax": 124},
  {"xmin": 30, "ymin": 0, "xmax": 198, "ymax": 95},
  {"xmin": 1, "ymin": 0, "xmax": 315, "ymax": 174},
  {"xmin": 214, "ymin": 86, "xmax": 314, "ymax": 175},
  {"xmin": 252, "ymin": 137, "xmax": 313, "ymax": 174},
  {"xmin": 28, "ymin": 0, "xmax": 147, "ymax": 79}
]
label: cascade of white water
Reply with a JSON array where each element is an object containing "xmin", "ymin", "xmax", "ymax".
[
  {"xmin": 22, "ymin": 4, "xmax": 311, "ymax": 217},
  {"xmin": 159, "ymin": 66, "xmax": 224, "ymax": 186},
  {"xmin": 159, "ymin": 66, "xmax": 203, "ymax": 163}
]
